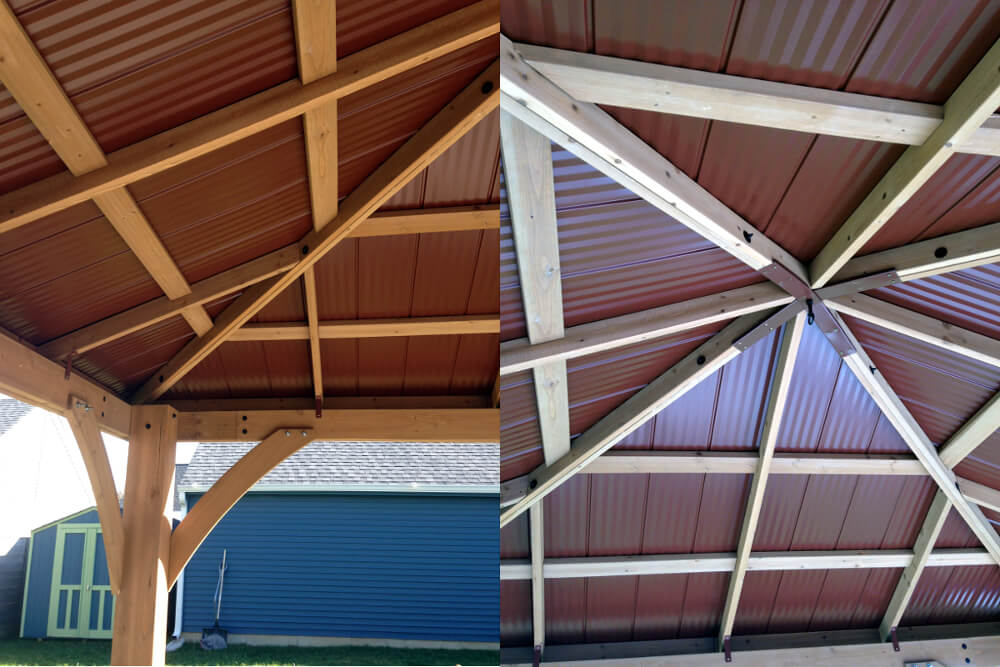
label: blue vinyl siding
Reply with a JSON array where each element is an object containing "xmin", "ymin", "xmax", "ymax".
[
  {"xmin": 182, "ymin": 493, "xmax": 498, "ymax": 642},
  {"xmin": 21, "ymin": 509, "xmax": 100, "ymax": 638}
]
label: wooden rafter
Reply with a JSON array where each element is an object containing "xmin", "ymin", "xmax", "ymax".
[
  {"xmin": 832, "ymin": 221, "xmax": 1000, "ymax": 284},
  {"xmin": 0, "ymin": 1, "xmax": 213, "ymax": 336},
  {"xmin": 132, "ymin": 61, "xmax": 500, "ymax": 403},
  {"xmin": 292, "ymin": 0, "xmax": 338, "ymax": 412},
  {"xmin": 38, "ymin": 206, "xmax": 498, "ymax": 361},
  {"xmin": 529, "ymin": 504, "xmax": 545, "ymax": 654},
  {"xmin": 833, "ymin": 311, "xmax": 1000, "ymax": 565},
  {"xmin": 176, "ymin": 407, "xmax": 499, "ymax": 442},
  {"xmin": 228, "ymin": 315, "xmax": 500, "ymax": 341},
  {"xmin": 500, "ymin": 548, "xmax": 992, "ymax": 580},
  {"xmin": 0, "ymin": 1, "xmax": 498, "ymax": 236},
  {"xmin": 168, "ymin": 429, "xmax": 315, "ymax": 588},
  {"xmin": 515, "ymin": 42, "xmax": 1000, "ymax": 155},
  {"xmin": 164, "ymin": 395, "xmax": 489, "ymax": 411},
  {"xmin": 500, "ymin": 283, "xmax": 793, "ymax": 375},
  {"xmin": 824, "ymin": 293, "xmax": 1000, "ymax": 368},
  {"xmin": 719, "ymin": 311, "xmax": 806, "ymax": 647},
  {"xmin": 959, "ymin": 477, "xmax": 1000, "ymax": 513},
  {"xmin": 500, "ymin": 35, "xmax": 808, "ymax": 283},
  {"xmin": 939, "ymin": 391, "xmax": 1000, "ymax": 469},
  {"xmin": 878, "ymin": 491, "xmax": 952, "ymax": 642},
  {"xmin": 499, "ymin": 305, "xmax": 803, "ymax": 527},
  {"xmin": 810, "ymin": 37, "xmax": 1000, "ymax": 287},
  {"xmin": 500, "ymin": 111, "xmax": 570, "ymax": 468},
  {"xmin": 64, "ymin": 399, "xmax": 125, "ymax": 596}
]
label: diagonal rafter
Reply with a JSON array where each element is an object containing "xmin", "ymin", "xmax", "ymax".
[
  {"xmin": 0, "ymin": 0, "xmax": 498, "ymax": 236},
  {"xmin": 0, "ymin": 0, "xmax": 213, "ymax": 336},
  {"xmin": 499, "ymin": 35, "xmax": 808, "ymax": 284},
  {"xmin": 500, "ymin": 303, "xmax": 805, "ymax": 527},
  {"xmin": 832, "ymin": 311, "xmax": 1000, "ymax": 565},
  {"xmin": 131, "ymin": 60, "xmax": 500, "ymax": 403},
  {"xmin": 810, "ymin": 36, "xmax": 1000, "ymax": 287},
  {"xmin": 719, "ymin": 311, "xmax": 806, "ymax": 647},
  {"xmin": 292, "ymin": 0, "xmax": 339, "ymax": 413}
]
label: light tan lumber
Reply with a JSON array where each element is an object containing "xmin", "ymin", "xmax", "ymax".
[
  {"xmin": 719, "ymin": 311, "xmax": 806, "ymax": 646},
  {"xmin": 166, "ymin": 395, "xmax": 489, "ymax": 411},
  {"xmin": 500, "ymin": 306, "xmax": 801, "ymax": 527},
  {"xmin": 591, "ymin": 451, "xmax": 927, "ymax": 476},
  {"xmin": 176, "ymin": 408, "xmax": 499, "ymax": 442},
  {"xmin": 0, "ymin": 0, "xmax": 498, "ymax": 235},
  {"xmin": 518, "ymin": 42, "xmax": 1000, "ymax": 155},
  {"xmin": 500, "ymin": 35, "xmax": 808, "ymax": 284},
  {"xmin": 824, "ymin": 293, "xmax": 1000, "ymax": 368},
  {"xmin": 835, "ymin": 311, "xmax": 1000, "ymax": 565},
  {"xmin": 529, "ymin": 504, "xmax": 545, "ymax": 652},
  {"xmin": 228, "ymin": 315, "xmax": 500, "ymax": 342},
  {"xmin": 167, "ymin": 429, "xmax": 315, "ymax": 588},
  {"xmin": 878, "ymin": 491, "xmax": 952, "ymax": 641},
  {"xmin": 132, "ymin": 60, "xmax": 500, "ymax": 403},
  {"xmin": 500, "ymin": 111, "xmax": 569, "ymax": 464},
  {"xmin": 293, "ymin": 0, "xmax": 339, "ymax": 408},
  {"xmin": 500, "ymin": 283, "xmax": 792, "ymax": 375},
  {"xmin": 64, "ymin": 398, "xmax": 125, "ymax": 596},
  {"xmin": 811, "ymin": 36, "xmax": 1000, "ymax": 287},
  {"xmin": 499, "ymin": 548, "xmax": 992, "ymax": 580},
  {"xmin": 832, "ymin": 221, "xmax": 1000, "ymax": 284},
  {"xmin": 39, "ymin": 206, "xmax": 496, "ymax": 361},
  {"xmin": 0, "ymin": 328, "xmax": 131, "ymax": 438},
  {"xmin": 0, "ymin": 2, "xmax": 212, "ymax": 334},
  {"xmin": 110, "ymin": 405, "xmax": 176, "ymax": 666},
  {"xmin": 958, "ymin": 477, "xmax": 1000, "ymax": 514}
]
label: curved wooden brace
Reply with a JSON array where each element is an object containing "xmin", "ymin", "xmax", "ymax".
[
  {"xmin": 65, "ymin": 397, "xmax": 125, "ymax": 595},
  {"xmin": 167, "ymin": 429, "xmax": 314, "ymax": 588}
]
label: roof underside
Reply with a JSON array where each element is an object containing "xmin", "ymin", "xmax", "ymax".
[
  {"xmin": 0, "ymin": 0, "xmax": 500, "ymax": 401},
  {"xmin": 500, "ymin": 0, "xmax": 1000, "ymax": 648}
]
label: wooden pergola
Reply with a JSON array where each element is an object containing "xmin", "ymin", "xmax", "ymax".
[
  {"xmin": 499, "ymin": 29, "xmax": 1000, "ymax": 664},
  {"xmin": 0, "ymin": 2, "xmax": 499, "ymax": 664}
]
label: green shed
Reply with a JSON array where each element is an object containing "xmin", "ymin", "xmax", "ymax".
[{"xmin": 20, "ymin": 507, "xmax": 115, "ymax": 639}]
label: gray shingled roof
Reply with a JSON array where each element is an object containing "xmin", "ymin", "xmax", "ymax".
[
  {"xmin": 0, "ymin": 396, "xmax": 32, "ymax": 437},
  {"xmin": 179, "ymin": 441, "xmax": 498, "ymax": 491}
]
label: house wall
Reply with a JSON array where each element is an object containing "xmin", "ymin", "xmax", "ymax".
[
  {"xmin": 20, "ymin": 509, "xmax": 99, "ymax": 638},
  {"xmin": 0, "ymin": 538, "xmax": 28, "ymax": 638},
  {"xmin": 182, "ymin": 492, "xmax": 499, "ymax": 642}
]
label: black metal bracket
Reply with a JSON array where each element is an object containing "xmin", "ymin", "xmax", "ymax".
[
  {"xmin": 533, "ymin": 644, "xmax": 542, "ymax": 666},
  {"xmin": 805, "ymin": 298, "xmax": 815, "ymax": 326},
  {"xmin": 315, "ymin": 396, "xmax": 323, "ymax": 419},
  {"xmin": 64, "ymin": 351, "xmax": 76, "ymax": 381},
  {"xmin": 890, "ymin": 626, "xmax": 900, "ymax": 652},
  {"xmin": 723, "ymin": 635, "xmax": 732, "ymax": 662}
]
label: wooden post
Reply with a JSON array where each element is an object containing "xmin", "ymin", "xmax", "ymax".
[{"xmin": 110, "ymin": 405, "xmax": 177, "ymax": 666}]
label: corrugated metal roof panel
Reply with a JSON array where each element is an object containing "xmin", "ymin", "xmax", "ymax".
[
  {"xmin": 500, "ymin": 372, "xmax": 542, "ymax": 481},
  {"xmin": 0, "ymin": 87, "xmax": 64, "ymax": 195},
  {"xmin": 546, "ymin": 578, "xmax": 587, "ymax": 644},
  {"xmin": 902, "ymin": 565, "xmax": 1000, "ymax": 626},
  {"xmin": 500, "ymin": 0, "xmax": 592, "ymax": 51},
  {"xmin": 501, "ymin": 515, "xmax": 530, "ymax": 560},
  {"xmin": 500, "ymin": 580, "xmax": 531, "ymax": 646},
  {"xmin": 954, "ymin": 432, "xmax": 1000, "ymax": 490}
]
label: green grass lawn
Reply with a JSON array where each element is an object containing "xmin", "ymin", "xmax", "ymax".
[{"xmin": 0, "ymin": 639, "xmax": 499, "ymax": 666}]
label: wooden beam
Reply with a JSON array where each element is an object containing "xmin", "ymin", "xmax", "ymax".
[
  {"xmin": 833, "ymin": 221, "xmax": 1000, "ymax": 284},
  {"xmin": 516, "ymin": 42, "xmax": 1000, "ymax": 155},
  {"xmin": 501, "ymin": 111, "xmax": 569, "ymax": 465},
  {"xmin": 499, "ymin": 305, "xmax": 802, "ymax": 527},
  {"xmin": 959, "ymin": 477, "xmax": 1000, "ymax": 514},
  {"xmin": 0, "ymin": 329, "xmax": 131, "ymax": 438},
  {"xmin": 293, "ymin": 0, "xmax": 339, "ymax": 413},
  {"xmin": 111, "ymin": 405, "xmax": 176, "ymax": 666},
  {"xmin": 132, "ymin": 61, "xmax": 500, "ymax": 403},
  {"xmin": 177, "ymin": 408, "xmax": 499, "ymax": 442},
  {"xmin": 834, "ymin": 311, "xmax": 1000, "ymax": 565},
  {"xmin": 500, "ymin": 35, "xmax": 808, "ymax": 283},
  {"xmin": 64, "ymin": 399, "xmax": 125, "ymax": 596},
  {"xmin": 529, "ymin": 504, "xmax": 545, "ymax": 654},
  {"xmin": 0, "ymin": 2, "xmax": 213, "ymax": 335},
  {"xmin": 501, "ymin": 283, "xmax": 792, "ymax": 375},
  {"xmin": 0, "ymin": 1, "xmax": 498, "ymax": 235},
  {"xmin": 810, "ymin": 37, "xmax": 1000, "ymax": 287},
  {"xmin": 720, "ymin": 312, "xmax": 806, "ymax": 647},
  {"xmin": 163, "ymin": 395, "xmax": 489, "ymax": 411},
  {"xmin": 879, "ymin": 491, "xmax": 953, "ymax": 641},
  {"xmin": 823, "ymin": 293, "xmax": 1000, "ymax": 368},
  {"xmin": 39, "ymin": 207, "xmax": 497, "ymax": 361},
  {"xmin": 167, "ymin": 429, "xmax": 315, "ymax": 589},
  {"xmin": 588, "ymin": 451, "xmax": 928, "ymax": 476},
  {"xmin": 499, "ymin": 548, "xmax": 992, "ymax": 580},
  {"xmin": 500, "ymin": 633, "xmax": 1000, "ymax": 667},
  {"xmin": 228, "ymin": 314, "xmax": 500, "ymax": 341}
]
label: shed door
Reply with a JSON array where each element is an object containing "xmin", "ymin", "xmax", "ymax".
[{"xmin": 47, "ymin": 526, "xmax": 114, "ymax": 638}]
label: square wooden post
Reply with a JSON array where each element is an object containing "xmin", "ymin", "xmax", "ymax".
[{"xmin": 111, "ymin": 405, "xmax": 177, "ymax": 666}]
